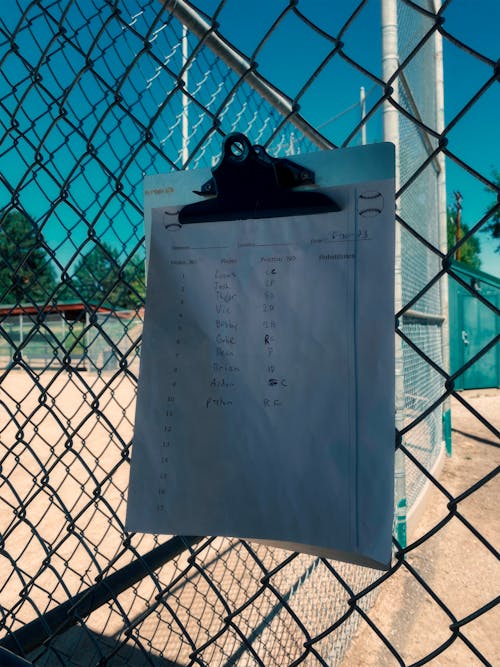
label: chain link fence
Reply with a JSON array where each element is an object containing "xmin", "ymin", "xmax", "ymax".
[{"xmin": 0, "ymin": 0, "xmax": 498, "ymax": 665}]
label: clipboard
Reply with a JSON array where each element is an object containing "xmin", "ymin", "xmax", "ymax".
[
  {"xmin": 179, "ymin": 133, "xmax": 340, "ymax": 223},
  {"xmin": 127, "ymin": 135, "xmax": 396, "ymax": 570}
]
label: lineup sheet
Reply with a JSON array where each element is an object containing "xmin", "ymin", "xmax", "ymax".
[{"xmin": 127, "ymin": 178, "xmax": 395, "ymax": 570}]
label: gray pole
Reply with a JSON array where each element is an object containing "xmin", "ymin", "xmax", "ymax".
[
  {"xmin": 381, "ymin": 0, "xmax": 406, "ymax": 548},
  {"xmin": 434, "ymin": 0, "xmax": 451, "ymax": 454},
  {"xmin": 360, "ymin": 86, "xmax": 367, "ymax": 145}
]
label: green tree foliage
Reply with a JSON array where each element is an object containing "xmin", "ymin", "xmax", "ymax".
[
  {"xmin": 0, "ymin": 208, "xmax": 57, "ymax": 304},
  {"xmin": 447, "ymin": 206, "xmax": 481, "ymax": 269},
  {"xmin": 483, "ymin": 169, "xmax": 500, "ymax": 252},
  {"xmin": 64, "ymin": 242, "xmax": 145, "ymax": 309}
]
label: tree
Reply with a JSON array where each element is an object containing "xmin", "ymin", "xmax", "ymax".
[
  {"xmin": 483, "ymin": 169, "xmax": 500, "ymax": 253},
  {"xmin": 64, "ymin": 242, "xmax": 145, "ymax": 309},
  {"xmin": 447, "ymin": 206, "xmax": 481, "ymax": 269},
  {"xmin": 0, "ymin": 208, "xmax": 57, "ymax": 304}
]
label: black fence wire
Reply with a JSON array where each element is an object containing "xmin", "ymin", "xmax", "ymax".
[{"xmin": 0, "ymin": 0, "xmax": 499, "ymax": 665}]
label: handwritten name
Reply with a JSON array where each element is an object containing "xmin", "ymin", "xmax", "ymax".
[
  {"xmin": 216, "ymin": 291, "xmax": 237, "ymax": 303},
  {"xmin": 206, "ymin": 397, "xmax": 233, "ymax": 409},
  {"xmin": 215, "ymin": 269, "xmax": 236, "ymax": 279},
  {"xmin": 216, "ymin": 346, "xmax": 234, "ymax": 357},
  {"xmin": 209, "ymin": 377, "xmax": 235, "ymax": 389},
  {"xmin": 216, "ymin": 333, "xmax": 236, "ymax": 345},
  {"xmin": 216, "ymin": 319, "xmax": 238, "ymax": 331},
  {"xmin": 213, "ymin": 362, "xmax": 240, "ymax": 373}
]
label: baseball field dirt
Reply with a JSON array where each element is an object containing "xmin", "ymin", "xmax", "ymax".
[{"xmin": 342, "ymin": 389, "xmax": 499, "ymax": 666}]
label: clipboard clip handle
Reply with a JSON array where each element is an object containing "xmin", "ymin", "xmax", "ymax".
[{"xmin": 179, "ymin": 133, "xmax": 341, "ymax": 224}]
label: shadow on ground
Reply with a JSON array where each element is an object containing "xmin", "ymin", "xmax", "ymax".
[{"xmin": 24, "ymin": 627, "xmax": 185, "ymax": 666}]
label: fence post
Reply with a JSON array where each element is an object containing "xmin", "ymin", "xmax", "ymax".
[
  {"xmin": 381, "ymin": 0, "xmax": 406, "ymax": 547},
  {"xmin": 433, "ymin": 0, "xmax": 452, "ymax": 456},
  {"xmin": 19, "ymin": 311, "xmax": 24, "ymax": 346}
]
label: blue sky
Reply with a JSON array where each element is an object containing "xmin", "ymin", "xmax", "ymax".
[
  {"xmin": 203, "ymin": 0, "xmax": 499, "ymax": 275},
  {"xmin": 438, "ymin": 0, "xmax": 499, "ymax": 276},
  {"xmin": 0, "ymin": 0, "xmax": 498, "ymax": 277}
]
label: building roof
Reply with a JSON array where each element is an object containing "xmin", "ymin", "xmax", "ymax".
[
  {"xmin": 450, "ymin": 260, "xmax": 500, "ymax": 290},
  {"xmin": 0, "ymin": 301, "xmax": 115, "ymax": 318}
]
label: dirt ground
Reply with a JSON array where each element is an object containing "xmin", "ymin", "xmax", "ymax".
[
  {"xmin": 342, "ymin": 389, "xmax": 500, "ymax": 666},
  {"xmin": 1, "ymin": 371, "xmax": 498, "ymax": 666}
]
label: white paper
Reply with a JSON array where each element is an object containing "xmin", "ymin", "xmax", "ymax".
[{"xmin": 127, "ymin": 144, "xmax": 395, "ymax": 569}]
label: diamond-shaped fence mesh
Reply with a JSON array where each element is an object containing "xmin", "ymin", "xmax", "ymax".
[{"xmin": 0, "ymin": 1, "xmax": 499, "ymax": 665}]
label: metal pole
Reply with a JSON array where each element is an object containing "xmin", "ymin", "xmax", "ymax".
[
  {"xmin": 381, "ymin": 0, "xmax": 400, "ymax": 158},
  {"xmin": 360, "ymin": 86, "xmax": 367, "ymax": 145},
  {"xmin": 434, "ymin": 0, "xmax": 451, "ymax": 455},
  {"xmin": 454, "ymin": 190, "xmax": 462, "ymax": 261},
  {"xmin": 181, "ymin": 24, "xmax": 189, "ymax": 168},
  {"xmin": 381, "ymin": 0, "xmax": 406, "ymax": 548}
]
